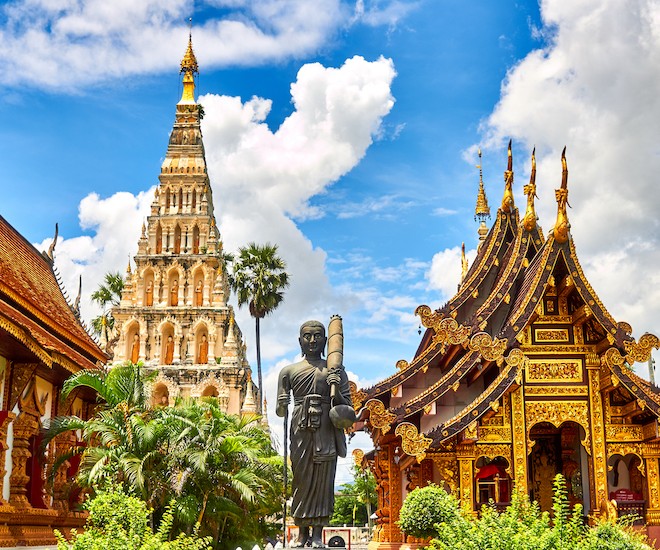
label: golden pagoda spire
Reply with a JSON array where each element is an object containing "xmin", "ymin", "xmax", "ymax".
[
  {"xmin": 501, "ymin": 139, "xmax": 515, "ymax": 213},
  {"xmin": 552, "ymin": 147, "xmax": 571, "ymax": 243},
  {"xmin": 460, "ymin": 242, "xmax": 468, "ymax": 282},
  {"xmin": 522, "ymin": 147, "xmax": 539, "ymax": 232},
  {"xmin": 475, "ymin": 148, "xmax": 490, "ymax": 243},
  {"xmin": 179, "ymin": 20, "xmax": 199, "ymax": 105}
]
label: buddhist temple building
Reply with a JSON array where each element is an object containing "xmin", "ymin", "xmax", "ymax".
[
  {"xmin": 110, "ymin": 34, "xmax": 256, "ymax": 414},
  {"xmin": 353, "ymin": 142, "xmax": 660, "ymax": 548},
  {"xmin": 0, "ymin": 214, "xmax": 107, "ymax": 546}
]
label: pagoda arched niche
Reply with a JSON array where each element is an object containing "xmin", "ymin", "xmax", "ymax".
[
  {"xmin": 606, "ymin": 449, "xmax": 646, "ymax": 521},
  {"xmin": 123, "ymin": 319, "xmax": 141, "ymax": 364},
  {"xmin": 192, "ymin": 266, "xmax": 205, "ymax": 307},
  {"xmin": 192, "ymin": 318, "xmax": 213, "ymax": 365},
  {"xmin": 166, "ymin": 265, "xmax": 183, "ymax": 307},
  {"xmin": 527, "ymin": 419, "xmax": 590, "ymax": 514},
  {"xmin": 142, "ymin": 267, "xmax": 155, "ymax": 307},
  {"xmin": 151, "ymin": 382, "xmax": 170, "ymax": 407},
  {"xmin": 159, "ymin": 320, "xmax": 178, "ymax": 365},
  {"xmin": 165, "ymin": 187, "xmax": 171, "ymax": 212},
  {"xmin": 475, "ymin": 446, "xmax": 512, "ymax": 509},
  {"xmin": 192, "ymin": 374, "xmax": 221, "ymax": 399}
]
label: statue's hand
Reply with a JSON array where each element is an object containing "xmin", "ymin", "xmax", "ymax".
[
  {"xmin": 278, "ymin": 394, "xmax": 290, "ymax": 408},
  {"xmin": 327, "ymin": 372, "xmax": 341, "ymax": 386}
]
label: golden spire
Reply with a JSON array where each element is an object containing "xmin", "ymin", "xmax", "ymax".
[
  {"xmin": 474, "ymin": 148, "xmax": 491, "ymax": 220},
  {"xmin": 501, "ymin": 139, "xmax": 515, "ymax": 214},
  {"xmin": 552, "ymin": 147, "xmax": 571, "ymax": 243},
  {"xmin": 475, "ymin": 148, "xmax": 490, "ymax": 244},
  {"xmin": 522, "ymin": 147, "xmax": 538, "ymax": 232},
  {"xmin": 460, "ymin": 242, "xmax": 468, "ymax": 282},
  {"xmin": 179, "ymin": 21, "xmax": 198, "ymax": 105}
]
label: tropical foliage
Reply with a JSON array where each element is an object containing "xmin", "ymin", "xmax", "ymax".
[
  {"xmin": 55, "ymin": 488, "xmax": 212, "ymax": 550},
  {"xmin": 398, "ymin": 475, "xmax": 652, "ymax": 550},
  {"xmin": 43, "ymin": 362, "xmax": 284, "ymax": 550},
  {"xmin": 90, "ymin": 271, "xmax": 124, "ymax": 339},
  {"xmin": 227, "ymin": 243, "xmax": 289, "ymax": 414},
  {"xmin": 331, "ymin": 466, "xmax": 377, "ymax": 527}
]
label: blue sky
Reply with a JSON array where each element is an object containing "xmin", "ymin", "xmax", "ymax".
[{"xmin": 2, "ymin": 0, "xmax": 660, "ymax": 484}]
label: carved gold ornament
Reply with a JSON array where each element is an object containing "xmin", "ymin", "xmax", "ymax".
[
  {"xmin": 364, "ymin": 399, "xmax": 396, "ymax": 435},
  {"xmin": 526, "ymin": 359, "xmax": 582, "ymax": 383},
  {"xmin": 352, "ymin": 448, "xmax": 365, "ymax": 468},
  {"xmin": 476, "ymin": 444, "xmax": 513, "ymax": 477},
  {"xmin": 525, "ymin": 401, "xmax": 591, "ymax": 455},
  {"xmin": 607, "ymin": 443, "xmax": 645, "ymax": 476},
  {"xmin": 350, "ymin": 382, "xmax": 367, "ymax": 411},
  {"xmin": 396, "ymin": 422, "xmax": 432, "ymax": 463},
  {"xmin": 416, "ymin": 306, "xmax": 471, "ymax": 346},
  {"xmin": 603, "ymin": 333, "xmax": 660, "ymax": 371},
  {"xmin": 468, "ymin": 332, "xmax": 508, "ymax": 364}
]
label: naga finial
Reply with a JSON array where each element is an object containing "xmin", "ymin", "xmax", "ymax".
[
  {"xmin": 501, "ymin": 139, "xmax": 515, "ymax": 214},
  {"xmin": 46, "ymin": 222, "xmax": 58, "ymax": 262},
  {"xmin": 552, "ymin": 147, "xmax": 571, "ymax": 243},
  {"xmin": 460, "ymin": 242, "xmax": 468, "ymax": 283},
  {"xmin": 522, "ymin": 147, "xmax": 539, "ymax": 232}
]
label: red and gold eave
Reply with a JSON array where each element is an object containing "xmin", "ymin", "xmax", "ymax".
[{"xmin": 0, "ymin": 215, "xmax": 107, "ymax": 372}]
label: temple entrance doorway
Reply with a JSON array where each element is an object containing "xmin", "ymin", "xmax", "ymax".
[{"xmin": 528, "ymin": 421, "xmax": 589, "ymax": 514}]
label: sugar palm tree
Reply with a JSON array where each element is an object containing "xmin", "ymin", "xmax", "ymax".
[
  {"xmin": 90, "ymin": 271, "xmax": 125, "ymax": 340},
  {"xmin": 228, "ymin": 243, "xmax": 289, "ymax": 414}
]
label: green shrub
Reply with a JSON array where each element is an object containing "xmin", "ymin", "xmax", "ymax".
[
  {"xmin": 55, "ymin": 489, "xmax": 212, "ymax": 550},
  {"xmin": 419, "ymin": 475, "xmax": 653, "ymax": 550},
  {"xmin": 398, "ymin": 483, "xmax": 462, "ymax": 539}
]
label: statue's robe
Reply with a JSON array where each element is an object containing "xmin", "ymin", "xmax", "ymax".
[{"xmin": 277, "ymin": 360, "xmax": 352, "ymax": 523}]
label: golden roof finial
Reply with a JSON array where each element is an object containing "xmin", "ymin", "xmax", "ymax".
[
  {"xmin": 460, "ymin": 242, "xmax": 468, "ymax": 282},
  {"xmin": 522, "ymin": 147, "xmax": 539, "ymax": 232},
  {"xmin": 501, "ymin": 139, "xmax": 515, "ymax": 214},
  {"xmin": 126, "ymin": 256, "xmax": 132, "ymax": 275},
  {"xmin": 474, "ymin": 148, "xmax": 491, "ymax": 222},
  {"xmin": 552, "ymin": 147, "xmax": 571, "ymax": 243},
  {"xmin": 179, "ymin": 19, "xmax": 198, "ymax": 105}
]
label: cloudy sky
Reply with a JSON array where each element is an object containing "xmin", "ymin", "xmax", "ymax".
[{"xmin": 2, "ymin": 0, "xmax": 660, "ymax": 484}]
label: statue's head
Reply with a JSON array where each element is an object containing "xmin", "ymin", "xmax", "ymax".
[{"xmin": 299, "ymin": 320, "xmax": 326, "ymax": 360}]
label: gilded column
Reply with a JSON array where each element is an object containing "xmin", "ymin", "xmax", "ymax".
[
  {"xmin": 0, "ymin": 412, "xmax": 15, "ymax": 504},
  {"xmin": 457, "ymin": 444, "xmax": 475, "ymax": 511},
  {"xmin": 645, "ymin": 456, "xmax": 660, "ymax": 525},
  {"xmin": 389, "ymin": 444, "xmax": 404, "ymax": 543},
  {"xmin": 588, "ymin": 366, "xmax": 608, "ymax": 514},
  {"xmin": 511, "ymin": 386, "xmax": 528, "ymax": 496}
]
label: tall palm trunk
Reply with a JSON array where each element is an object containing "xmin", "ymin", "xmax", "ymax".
[{"xmin": 255, "ymin": 316, "xmax": 263, "ymax": 415}]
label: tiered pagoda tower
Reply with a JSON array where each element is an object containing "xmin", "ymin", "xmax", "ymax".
[
  {"xmin": 353, "ymin": 143, "xmax": 660, "ymax": 549},
  {"xmin": 111, "ymin": 35, "xmax": 254, "ymax": 414}
]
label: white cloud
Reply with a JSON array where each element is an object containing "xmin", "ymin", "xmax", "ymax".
[
  {"xmin": 0, "ymin": 0, "xmax": 344, "ymax": 90},
  {"xmin": 351, "ymin": 0, "xmax": 419, "ymax": 28},
  {"xmin": 479, "ymin": 0, "xmax": 660, "ymax": 344},
  {"xmin": 36, "ymin": 190, "xmax": 154, "ymax": 327},
  {"xmin": 427, "ymin": 245, "xmax": 477, "ymax": 302}
]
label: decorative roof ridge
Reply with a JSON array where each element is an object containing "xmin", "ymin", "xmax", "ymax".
[
  {"xmin": 426, "ymin": 348, "xmax": 526, "ymax": 446},
  {"xmin": 391, "ymin": 351, "xmax": 480, "ymax": 419},
  {"xmin": 604, "ymin": 350, "xmax": 660, "ymax": 419},
  {"xmin": 439, "ymin": 210, "xmax": 510, "ymax": 317},
  {"xmin": 500, "ymin": 239, "xmax": 560, "ymax": 338},
  {"xmin": 468, "ymin": 222, "xmax": 530, "ymax": 330}
]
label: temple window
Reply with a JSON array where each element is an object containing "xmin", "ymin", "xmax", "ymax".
[
  {"xmin": 174, "ymin": 225, "xmax": 181, "ymax": 254},
  {"xmin": 475, "ymin": 456, "xmax": 510, "ymax": 508}
]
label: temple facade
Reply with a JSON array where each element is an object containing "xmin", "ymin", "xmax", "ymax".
[
  {"xmin": 0, "ymin": 214, "xmax": 107, "ymax": 546},
  {"xmin": 110, "ymin": 36, "xmax": 256, "ymax": 415},
  {"xmin": 353, "ymin": 143, "xmax": 660, "ymax": 548}
]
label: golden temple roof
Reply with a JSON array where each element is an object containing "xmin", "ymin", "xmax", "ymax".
[
  {"xmin": 180, "ymin": 27, "xmax": 199, "ymax": 75},
  {"xmin": 179, "ymin": 27, "xmax": 198, "ymax": 105}
]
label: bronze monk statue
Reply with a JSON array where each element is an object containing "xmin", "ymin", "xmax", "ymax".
[{"xmin": 276, "ymin": 318, "xmax": 354, "ymax": 548}]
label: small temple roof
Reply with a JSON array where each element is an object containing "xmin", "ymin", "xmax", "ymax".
[{"xmin": 0, "ymin": 215, "xmax": 106, "ymax": 371}]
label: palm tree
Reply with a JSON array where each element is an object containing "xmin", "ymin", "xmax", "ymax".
[
  {"xmin": 228, "ymin": 244, "xmax": 289, "ymax": 414},
  {"xmin": 91, "ymin": 271, "xmax": 125, "ymax": 340}
]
